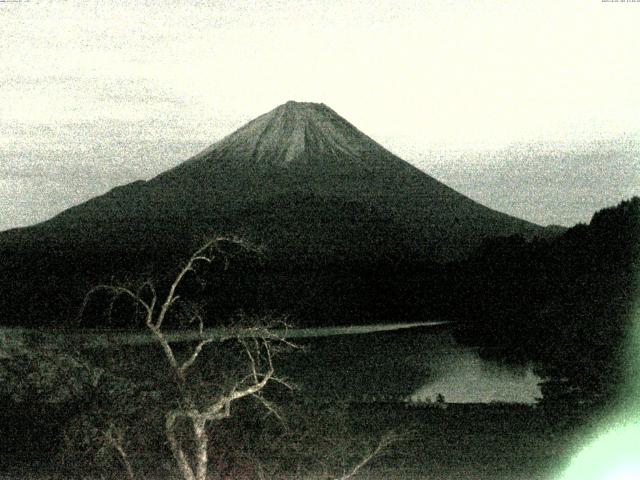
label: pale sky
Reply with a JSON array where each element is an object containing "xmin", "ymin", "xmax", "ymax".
[{"xmin": 1, "ymin": 0, "xmax": 639, "ymax": 230}]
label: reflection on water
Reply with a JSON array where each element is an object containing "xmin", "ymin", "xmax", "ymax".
[
  {"xmin": 411, "ymin": 348, "xmax": 541, "ymax": 404},
  {"xmin": 283, "ymin": 328, "xmax": 542, "ymax": 404}
]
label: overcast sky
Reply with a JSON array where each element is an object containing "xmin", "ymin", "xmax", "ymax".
[{"xmin": 1, "ymin": 0, "xmax": 638, "ymax": 230}]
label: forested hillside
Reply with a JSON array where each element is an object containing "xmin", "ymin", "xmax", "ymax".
[{"xmin": 450, "ymin": 197, "xmax": 639, "ymax": 408}]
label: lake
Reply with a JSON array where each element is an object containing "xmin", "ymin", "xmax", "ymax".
[{"xmin": 1, "ymin": 322, "xmax": 541, "ymax": 404}]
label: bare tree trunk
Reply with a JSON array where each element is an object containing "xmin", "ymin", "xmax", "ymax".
[
  {"xmin": 112, "ymin": 441, "xmax": 135, "ymax": 480},
  {"xmin": 166, "ymin": 411, "xmax": 196, "ymax": 480},
  {"xmin": 82, "ymin": 240, "xmax": 290, "ymax": 480},
  {"xmin": 193, "ymin": 417, "xmax": 209, "ymax": 480},
  {"xmin": 103, "ymin": 426, "xmax": 136, "ymax": 480}
]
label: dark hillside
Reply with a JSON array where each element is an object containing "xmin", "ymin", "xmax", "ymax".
[{"xmin": 451, "ymin": 197, "xmax": 640, "ymax": 409}]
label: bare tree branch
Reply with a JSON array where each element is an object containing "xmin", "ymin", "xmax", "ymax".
[
  {"xmin": 155, "ymin": 238, "xmax": 219, "ymax": 331},
  {"xmin": 178, "ymin": 338, "xmax": 214, "ymax": 380},
  {"xmin": 103, "ymin": 424, "xmax": 135, "ymax": 480},
  {"xmin": 333, "ymin": 431, "xmax": 403, "ymax": 480},
  {"xmin": 80, "ymin": 285, "xmax": 154, "ymax": 321},
  {"xmin": 250, "ymin": 392, "xmax": 287, "ymax": 426},
  {"xmin": 268, "ymin": 374, "xmax": 295, "ymax": 391}
]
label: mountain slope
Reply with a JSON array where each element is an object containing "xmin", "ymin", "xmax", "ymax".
[
  {"xmin": 0, "ymin": 101, "xmax": 554, "ymax": 326},
  {"xmin": 14, "ymin": 101, "xmax": 544, "ymax": 260}
]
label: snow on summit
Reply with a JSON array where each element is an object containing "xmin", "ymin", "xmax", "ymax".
[{"xmin": 191, "ymin": 101, "xmax": 396, "ymax": 168}]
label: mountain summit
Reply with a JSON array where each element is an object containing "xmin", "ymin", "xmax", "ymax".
[
  {"xmin": 187, "ymin": 101, "xmax": 400, "ymax": 168},
  {"xmin": 194, "ymin": 101, "xmax": 364, "ymax": 166},
  {"xmin": 0, "ymin": 101, "xmax": 553, "ymax": 325}
]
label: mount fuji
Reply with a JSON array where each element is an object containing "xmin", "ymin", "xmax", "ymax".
[{"xmin": 0, "ymin": 101, "xmax": 554, "ymax": 326}]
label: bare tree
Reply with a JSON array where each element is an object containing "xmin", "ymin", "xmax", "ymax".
[
  {"xmin": 268, "ymin": 401, "xmax": 405, "ymax": 480},
  {"xmin": 78, "ymin": 237, "xmax": 404, "ymax": 480},
  {"xmin": 332, "ymin": 431, "xmax": 400, "ymax": 480},
  {"xmin": 81, "ymin": 238, "xmax": 294, "ymax": 480}
]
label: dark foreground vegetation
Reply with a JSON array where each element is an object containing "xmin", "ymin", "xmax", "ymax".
[
  {"xmin": 0, "ymin": 393, "xmax": 591, "ymax": 480},
  {"xmin": 0, "ymin": 322, "xmax": 613, "ymax": 480},
  {"xmin": 0, "ymin": 197, "xmax": 637, "ymax": 478}
]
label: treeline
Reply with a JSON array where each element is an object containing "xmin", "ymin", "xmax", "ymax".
[
  {"xmin": 0, "ymin": 235, "xmax": 437, "ymax": 328},
  {"xmin": 448, "ymin": 197, "xmax": 639, "ymax": 408}
]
